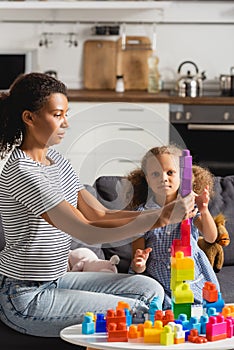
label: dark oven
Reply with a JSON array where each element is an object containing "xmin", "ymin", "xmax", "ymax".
[{"xmin": 169, "ymin": 104, "xmax": 234, "ymax": 177}]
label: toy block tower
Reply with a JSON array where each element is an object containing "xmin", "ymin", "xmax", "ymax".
[{"xmin": 171, "ymin": 149, "xmax": 194, "ymax": 319}]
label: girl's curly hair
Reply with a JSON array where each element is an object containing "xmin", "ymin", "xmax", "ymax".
[{"xmin": 192, "ymin": 164, "xmax": 215, "ymax": 198}]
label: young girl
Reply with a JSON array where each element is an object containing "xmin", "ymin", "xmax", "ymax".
[
  {"xmin": 0, "ymin": 73, "xmax": 195, "ymax": 338},
  {"xmin": 128, "ymin": 145, "xmax": 220, "ymax": 310}
]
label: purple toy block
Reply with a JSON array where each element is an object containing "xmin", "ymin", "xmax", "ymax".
[{"xmin": 179, "ymin": 149, "xmax": 192, "ymax": 198}]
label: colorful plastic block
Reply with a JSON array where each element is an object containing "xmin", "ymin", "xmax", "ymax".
[
  {"xmin": 172, "ymin": 301, "xmax": 192, "ymax": 320},
  {"xmin": 148, "ymin": 296, "xmax": 162, "ymax": 323},
  {"xmin": 175, "ymin": 320, "xmax": 190, "ymax": 341},
  {"xmin": 171, "ymin": 252, "xmax": 195, "ymax": 287},
  {"xmin": 179, "ymin": 149, "xmax": 192, "ymax": 198},
  {"xmin": 95, "ymin": 313, "xmax": 106, "ymax": 333},
  {"xmin": 222, "ymin": 305, "xmax": 234, "ymax": 318},
  {"xmin": 82, "ymin": 315, "xmax": 95, "ymax": 334},
  {"xmin": 85, "ymin": 311, "xmax": 95, "ymax": 321},
  {"xmin": 116, "ymin": 301, "xmax": 130, "ymax": 311},
  {"xmin": 160, "ymin": 325, "xmax": 174, "ymax": 345},
  {"xmin": 107, "ymin": 322, "xmax": 128, "ymax": 342},
  {"xmin": 106, "ymin": 308, "xmax": 126, "ymax": 327},
  {"xmin": 128, "ymin": 324, "xmax": 144, "ymax": 342},
  {"xmin": 144, "ymin": 320, "xmax": 163, "ymax": 343},
  {"xmin": 154, "ymin": 310, "xmax": 174, "ymax": 326},
  {"xmin": 200, "ymin": 314, "xmax": 209, "ymax": 334},
  {"xmin": 171, "ymin": 219, "xmax": 191, "ymax": 257},
  {"xmin": 172, "ymin": 282, "xmax": 194, "ymax": 304},
  {"xmin": 207, "ymin": 307, "xmax": 218, "ymax": 317},
  {"xmin": 203, "ymin": 292, "xmax": 225, "ymax": 313},
  {"xmin": 226, "ymin": 317, "xmax": 234, "ymax": 338},
  {"xmin": 174, "ymin": 323, "xmax": 185, "ymax": 344},
  {"xmin": 124, "ymin": 308, "xmax": 132, "ymax": 326},
  {"xmin": 202, "ymin": 281, "xmax": 218, "ymax": 302},
  {"xmin": 187, "ymin": 316, "xmax": 201, "ymax": 333},
  {"xmin": 206, "ymin": 315, "xmax": 227, "ymax": 341},
  {"xmin": 188, "ymin": 329, "xmax": 207, "ymax": 343},
  {"xmin": 176, "ymin": 314, "xmax": 189, "ymax": 328}
]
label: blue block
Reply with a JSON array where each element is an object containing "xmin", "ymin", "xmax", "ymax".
[
  {"xmin": 203, "ymin": 292, "xmax": 225, "ymax": 313},
  {"xmin": 124, "ymin": 308, "xmax": 132, "ymax": 327},
  {"xmin": 82, "ymin": 315, "xmax": 95, "ymax": 334},
  {"xmin": 95, "ymin": 313, "xmax": 106, "ymax": 333},
  {"xmin": 200, "ymin": 315, "xmax": 209, "ymax": 335}
]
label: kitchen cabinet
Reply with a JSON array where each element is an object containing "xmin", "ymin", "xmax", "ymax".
[{"xmin": 54, "ymin": 102, "xmax": 169, "ymax": 185}]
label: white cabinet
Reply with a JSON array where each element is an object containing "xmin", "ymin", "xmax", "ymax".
[{"xmin": 55, "ymin": 102, "xmax": 169, "ymax": 184}]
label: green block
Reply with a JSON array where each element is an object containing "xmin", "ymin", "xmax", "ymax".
[{"xmin": 172, "ymin": 301, "xmax": 192, "ymax": 319}]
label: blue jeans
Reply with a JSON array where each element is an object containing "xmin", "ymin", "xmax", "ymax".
[{"xmin": 0, "ymin": 272, "xmax": 164, "ymax": 337}]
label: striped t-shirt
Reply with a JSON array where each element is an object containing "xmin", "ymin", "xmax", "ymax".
[{"xmin": 0, "ymin": 147, "xmax": 84, "ymax": 281}]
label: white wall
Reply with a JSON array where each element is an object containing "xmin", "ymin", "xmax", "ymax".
[{"xmin": 0, "ymin": 1, "xmax": 234, "ymax": 89}]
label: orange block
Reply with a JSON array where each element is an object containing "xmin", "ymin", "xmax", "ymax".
[
  {"xmin": 222, "ymin": 305, "xmax": 234, "ymax": 318},
  {"xmin": 107, "ymin": 322, "xmax": 128, "ymax": 342},
  {"xmin": 106, "ymin": 309, "xmax": 126, "ymax": 327},
  {"xmin": 202, "ymin": 282, "xmax": 218, "ymax": 303}
]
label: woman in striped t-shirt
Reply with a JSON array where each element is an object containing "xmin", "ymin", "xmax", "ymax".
[{"xmin": 0, "ymin": 72, "xmax": 195, "ymax": 338}]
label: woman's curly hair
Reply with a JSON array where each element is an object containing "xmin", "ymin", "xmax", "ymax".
[{"xmin": 0, "ymin": 72, "xmax": 67, "ymax": 159}]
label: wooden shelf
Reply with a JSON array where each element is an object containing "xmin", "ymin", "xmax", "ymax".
[{"xmin": 0, "ymin": 1, "xmax": 171, "ymax": 10}]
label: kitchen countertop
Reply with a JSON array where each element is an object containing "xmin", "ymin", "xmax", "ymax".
[{"xmin": 67, "ymin": 89, "xmax": 234, "ymax": 105}]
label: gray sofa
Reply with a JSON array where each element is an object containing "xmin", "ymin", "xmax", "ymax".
[{"xmin": 0, "ymin": 174, "xmax": 234, "ymax": 349}]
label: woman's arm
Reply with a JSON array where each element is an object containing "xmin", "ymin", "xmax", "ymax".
[
  {"xmin": 77, "ymin": 189, "xmax": 195, "ymax": 227},
  {"xmin": 194, "ymin": 186, "xmax": 217, "ymax": 243},
  {"xmin": 41, "ymin": 189, "xmax": 195, "ymax": 245}
]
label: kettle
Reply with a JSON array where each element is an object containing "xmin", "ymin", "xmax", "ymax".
[
  {"xmin": 44, "ymin": 70, "xmax": 58, "ymax": 79},
  {"xmin": 176, "ymin": 60, "xmax": 206, "ymax": 97}
]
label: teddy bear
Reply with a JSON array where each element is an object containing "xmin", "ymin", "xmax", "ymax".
[
  {"xmin": 197, "ymin": 213, "xmax": 230, "ymax": 273},
  {"xmin": 68, "ymin": 247, "xmax": 120, "ymax": 273}
]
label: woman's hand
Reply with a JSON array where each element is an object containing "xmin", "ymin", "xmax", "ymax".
[
  {"xmin": 158, "ymin": 191, "xmax": 196, "ymax": 227},
  {"xmin": 131, "ymin": 247, "xmax": 152, "ymax": 273}
]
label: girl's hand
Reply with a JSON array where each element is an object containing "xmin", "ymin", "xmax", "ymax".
[
  {"xmin": 132, "ymin": 247, "xmax": 152, "ymax": 273},
  {"xmin": 195, "ymin": 185, "xmax": 210, "ymax": 214}
]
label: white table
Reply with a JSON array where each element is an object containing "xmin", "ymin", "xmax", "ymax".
[{"xmin": 60, "ymin": 324, "xmax": 234, "ymax": 350}]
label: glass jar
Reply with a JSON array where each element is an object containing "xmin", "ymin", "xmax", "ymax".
[{"xmin": 115, "ymin": 75, "xmax": 125, "ymax": 93}]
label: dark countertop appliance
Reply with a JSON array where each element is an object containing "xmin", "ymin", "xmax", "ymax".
[{"xmin": 170, "ymin": 104, "xmax": 234, "ymax": 176}]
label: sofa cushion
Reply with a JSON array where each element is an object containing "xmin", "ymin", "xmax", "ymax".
[
  {"xmin": 93, "ymin": 176, "xmax": 133, "ymax": 210},
  {"xmin": 209, "ymin": 175, "xmax": 234, "ymax": 266},
  {"xmin": 93, "ymin": 176, "xmax": 134, "ymax": 272},
  {"xmin": 216, "ymin": 266, "xmax": 234, "ymax": 304}
]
